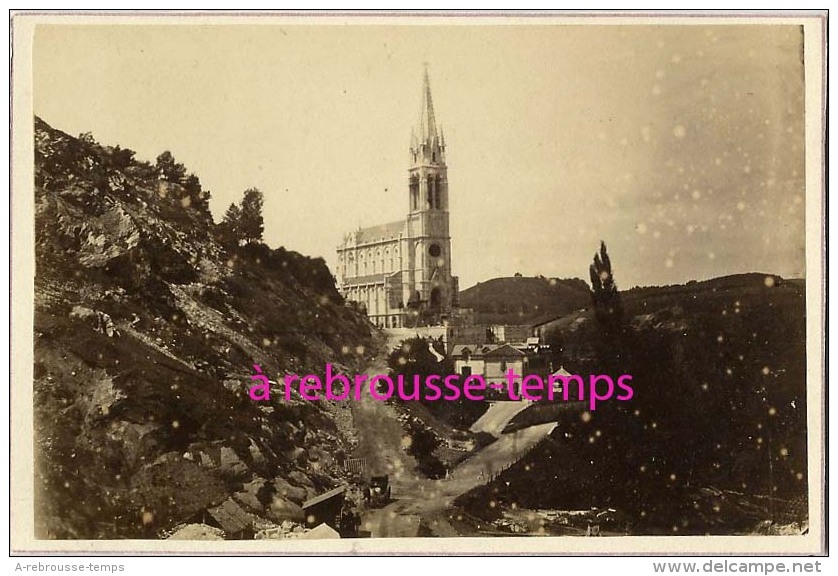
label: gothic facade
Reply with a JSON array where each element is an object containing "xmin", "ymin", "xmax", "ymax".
[{"xmin": 336, "ymin": 69, "xmax": 459, "ymax": 328}]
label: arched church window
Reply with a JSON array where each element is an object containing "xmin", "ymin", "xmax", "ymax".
[{"xmin": 409, "ymin": 175, "xmax": 419, "ymax": 211}]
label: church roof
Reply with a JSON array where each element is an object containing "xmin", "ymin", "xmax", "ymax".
[{"xmin": 354, "ymin": 220, "xmax": 405, "ymax": 245}]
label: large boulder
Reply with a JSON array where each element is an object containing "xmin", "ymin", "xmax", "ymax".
[
  {"xmin": 267, "ymin": 496, "xmax": 305, "ymax": 524},
  {"xmin": 217, "ymin": 446, "xmax": 249, "ymax": 478},
  {"xmin": 271, "ymin": 477, "xmax": 307, "ymax": 505},
  {"xmin": 288, "ymin": 470, "xmax": 315, "ymax": 489}
]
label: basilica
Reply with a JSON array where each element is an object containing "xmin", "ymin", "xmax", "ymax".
[{"xmin": 335, "ymin": 69, "xmax": 459, "ymax": 328}]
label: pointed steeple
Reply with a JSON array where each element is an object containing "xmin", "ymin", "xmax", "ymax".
[
  {"xmin": 418, "ymin": 64, "xmax": 438, "ymax": 142},
  {"xmin": 410, "ymin": 64, "xmax": 445, "ymax": 166}
]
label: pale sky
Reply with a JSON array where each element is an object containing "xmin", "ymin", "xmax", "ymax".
[{"xmin": 32, "ymin": 22, "xmax": 807, "ymax": 289}]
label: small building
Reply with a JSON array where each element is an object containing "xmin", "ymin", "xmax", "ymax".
[
  {"xmin": 452, "ymin": 343, "xmax": 527, "ymax": 397},
  {"xmin": 201, "ymin": 498, "xmax": 254, "ymax": 540},
  {"xmin": 482, "ymin": 344, "xmax": 528, "ymax": 386},
  {"xmin": 451, "ymin": 344, "xmax": 488, "ymax": 378},
  {"xmin": 302, "ymin": 485, "xmax": 347, "ymax": 529},
  {"xmin": 488, "ymin": 324, "xmax": 532, "ymax": 343},
  {"xmin": 452, "ymin": 340, "xmax": 554, "ymax": 397},
  {"xmin": 549, "ymin": 366, "xmax": 573, "ymax": 396}
]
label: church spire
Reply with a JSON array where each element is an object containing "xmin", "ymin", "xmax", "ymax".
[
  {"xmin": 418, "ymin": 64, "xmax": 438, "ymax": 142},
  {"xmin": 410, "ymin": 64, "xmax": 445, "ymax": 166}
]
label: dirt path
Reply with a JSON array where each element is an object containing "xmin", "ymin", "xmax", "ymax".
[
  {"xmin": 361, "ymin": 422, "xmax": 556, "ymax": 537},
  {"xmin": 349, "ymin": 344, "xmax": 556, "ymax": 537},
  {"xmin": 469, "ymin": 400, "xmax": 532, "ymax": 437}
]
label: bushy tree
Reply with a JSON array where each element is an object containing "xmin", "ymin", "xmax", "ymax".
[
  {"xmin": 182, "ymin": 173, "xmax": 211, "ymax": 214},
  {"xmin": 216, "ymin": 188, "xmax": 265, "ymax": 247},
  {"xmin": 109, "ymin": 145, "xmax": 136, "ymax": 171},
  {"xmin": 387, "ymin": 336, "xmax": 442, "ymax": 391},
  {"xmin": 239, "ymin": 187, "xmax": 265, "ymax": 244},
  {"xmin": 218, "ymin": 203, "xmax": 242, "ymax": 247},
  {"xmin": 155, "ymin": 151, "xmax": 187, "ymax": 183}
]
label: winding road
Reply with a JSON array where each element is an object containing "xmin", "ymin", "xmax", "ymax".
[{"xmin": 351, "ymin": 354, "xmax": 556, "ymax": 537}]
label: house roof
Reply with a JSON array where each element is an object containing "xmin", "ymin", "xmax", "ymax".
[
  {"xmin": 483, "ymin": 344, "xmax": 526, "ymax": 358},
  {"xmin": 552, "ymin": 366, "xmax": 573, "ymax": 377},
  {"xmin": 302, "ymin": 484, "xmax": 348, "ymax": 510},
  {"xmin": 451, "ymin": 344, "xmax": 475, "ymax": 357},
  {"xmin": 451, "ymin": 344, "xmax": 504, "ymax": 358},
  {"xmin": 207, "ymin": 498, "xmax": 252, "ymax": 535}
]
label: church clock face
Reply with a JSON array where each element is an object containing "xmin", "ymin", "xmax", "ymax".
[{"xmin": 428, "ymin": 243, "xmax": 442, "ymax": 257}]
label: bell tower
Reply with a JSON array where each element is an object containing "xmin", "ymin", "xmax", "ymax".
[{"xmin": 403, "ymin": 66, "xmax": 458, "ymax": 315}]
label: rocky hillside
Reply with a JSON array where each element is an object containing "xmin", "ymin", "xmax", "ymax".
[{"xmin": 33, "ymin": 117, "xmax": 378, "ymax": 538}]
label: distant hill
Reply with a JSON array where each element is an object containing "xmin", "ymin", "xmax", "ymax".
[{"xmin": 458, "ymin": 276, "xmax": 590, "ymax": 325}]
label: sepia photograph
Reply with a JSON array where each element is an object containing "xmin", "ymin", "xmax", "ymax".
[{"xmin": 10, "ymin": 11, "xmax": 826, "ymax": 556}]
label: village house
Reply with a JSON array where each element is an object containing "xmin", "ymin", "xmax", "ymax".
[
  {"xmin": 302, "ymin": 484, "xmax": 347, "ymax": 530},
  {"xmin": 451, "ymin": 339, "xmax": 553, "ymax": 397}
]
